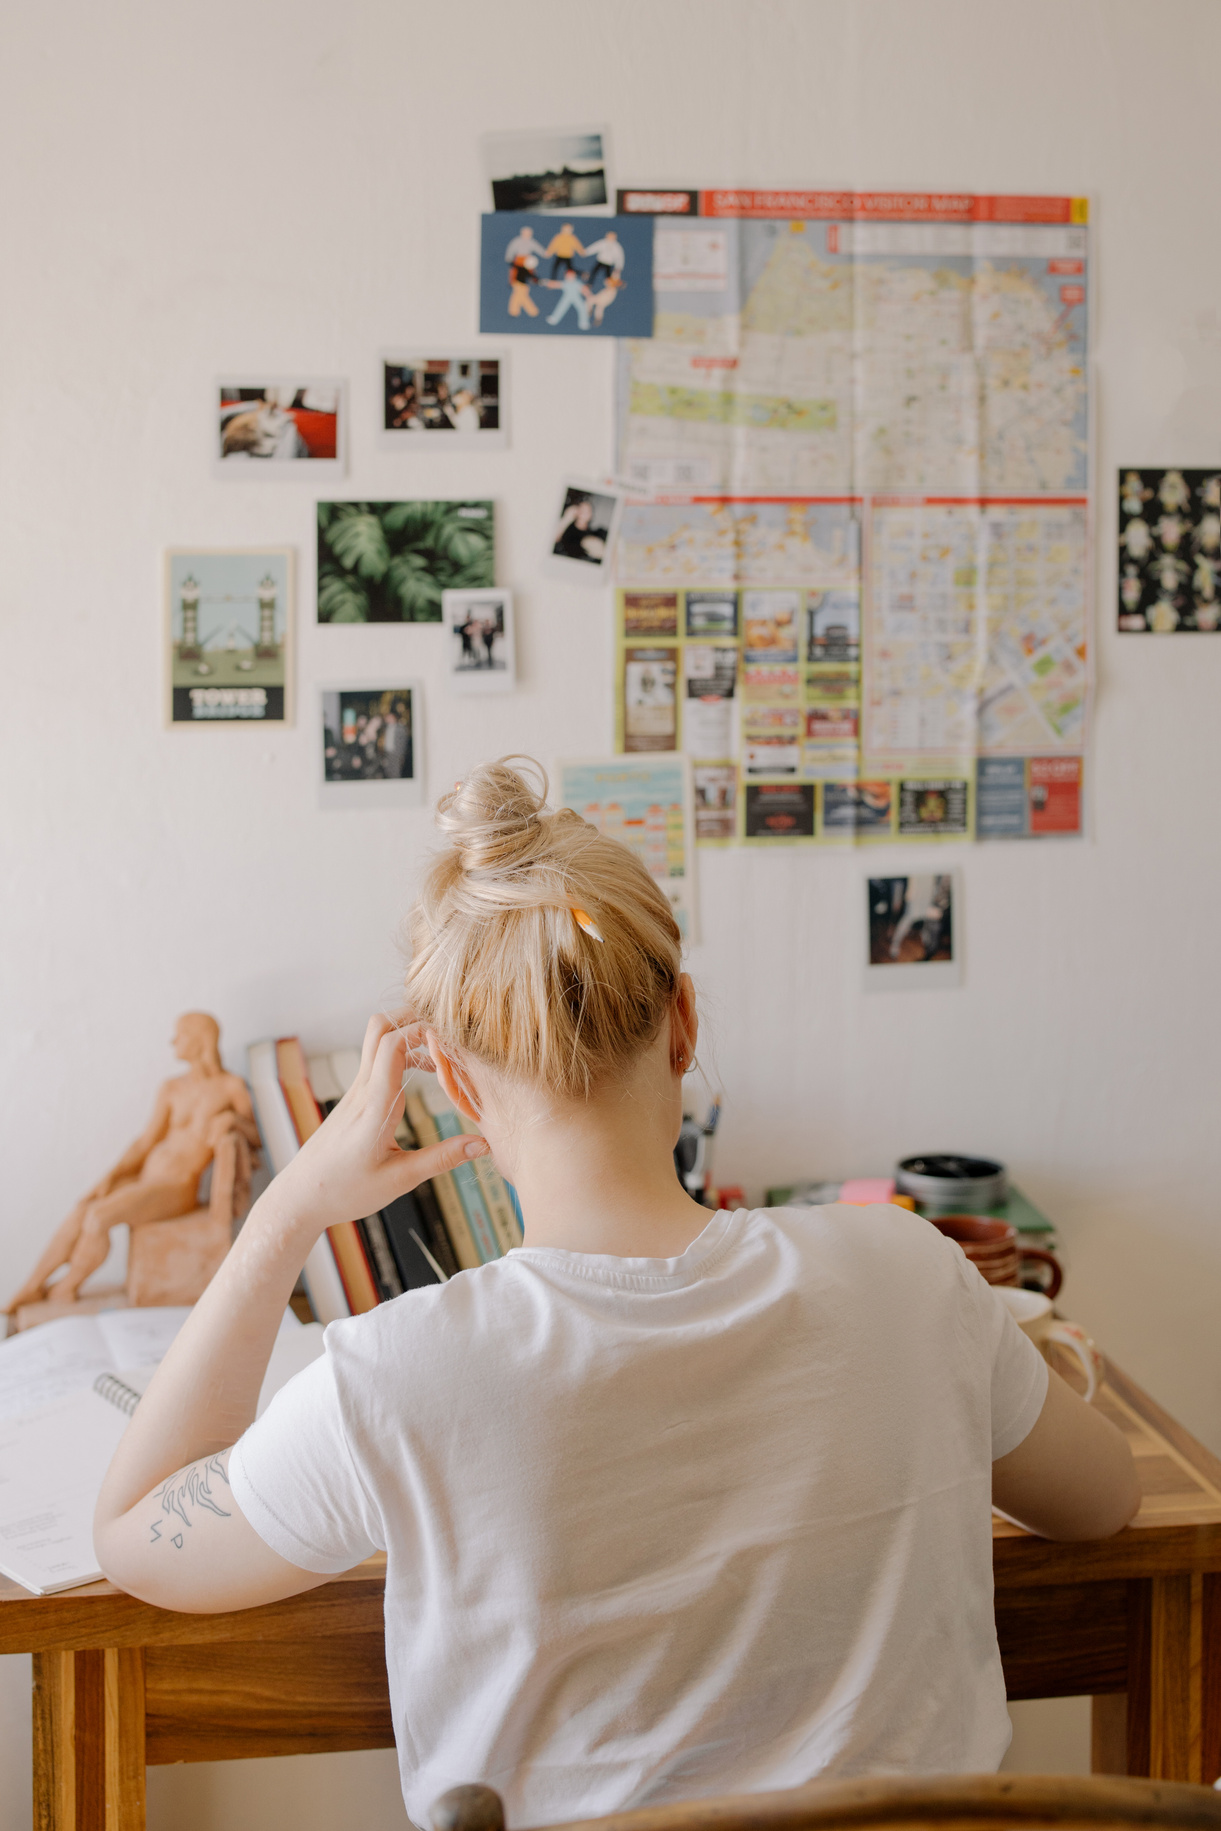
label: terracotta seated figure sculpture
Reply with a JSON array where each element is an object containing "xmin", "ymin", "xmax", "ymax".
[{"xmin": 6, "ymin": 1013, "xmax": 261, "ymax": 1317}]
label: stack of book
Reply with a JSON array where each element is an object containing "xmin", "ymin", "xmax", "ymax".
[{"xmin": 246, "ymin": 1038, "xmax": 524, "ymax": 1325}]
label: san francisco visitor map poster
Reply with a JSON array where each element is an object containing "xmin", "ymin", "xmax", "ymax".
[{"xmin": 612, "ymin": 191, "xmax": 1090, "ymax": 844}]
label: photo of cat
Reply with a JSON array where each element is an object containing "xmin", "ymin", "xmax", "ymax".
[{"xmin": 215, "ymin": 379, "xmax": 346, "ymax": 477}]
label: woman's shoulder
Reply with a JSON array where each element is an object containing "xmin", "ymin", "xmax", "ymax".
[
  {"xmin": 324, "ymin": 1257, "xmax": 528, "ymax": 1353},
  {"xmin": 756, "ymin": 1200, "xmax": 966, "ymax": 1283}
]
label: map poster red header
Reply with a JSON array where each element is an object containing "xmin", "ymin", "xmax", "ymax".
[{"xmin": 698, "ymin": 191, "xmax": 1088, "ymax": 224}]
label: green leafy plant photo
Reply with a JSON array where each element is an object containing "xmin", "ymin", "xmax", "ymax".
[{"xmin": 316, "ymin": 500, "xmax": 495, "ymax": 622}]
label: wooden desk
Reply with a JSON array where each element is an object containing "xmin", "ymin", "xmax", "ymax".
[{"xmin": 3, "ymin": 1355, "xmax": 1220, "ymax": 1831}]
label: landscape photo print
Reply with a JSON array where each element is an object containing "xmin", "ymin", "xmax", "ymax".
[
  {"xmin": 481, "ymin": 126, "xmax": 612, "ymax": 213},
  {"xmin": 316, "ymin": 501, "xmax": 494, "ymax": 622},
  {"xmin": 165, "ymin": 548, "xmax": 293, "ymax": 726}
]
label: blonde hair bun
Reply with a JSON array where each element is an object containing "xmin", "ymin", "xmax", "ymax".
[
  {"xmin": 405, "ymin": 756, "xmax": 684, "ymax": 1097},
  {"xmin": 436, "ymin": 756, "xmax": 551, "ymax": 875}
]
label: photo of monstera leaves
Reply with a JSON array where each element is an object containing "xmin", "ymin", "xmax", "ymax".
[{"xmin": 316, "ymin": 500, "xmax": 494, "ymax": 622}]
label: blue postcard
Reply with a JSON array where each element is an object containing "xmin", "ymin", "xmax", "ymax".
[{"xmin": 480, "ymin": 214, "xmax": 654, "ymax": 338}]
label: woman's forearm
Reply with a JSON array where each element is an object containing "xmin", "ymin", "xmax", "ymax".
[
  {"xmin": 95, "ymin": 1187, "xmax": 317, "ymax": 1526},
  {"xmin": 93, "ymin": 1020, "xmax": 488, "ymax": 1604}
]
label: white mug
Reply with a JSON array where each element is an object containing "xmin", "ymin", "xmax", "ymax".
[{"xmin": 995, "ymin": 1286, "xmax": 1102, "ymax": 1403}]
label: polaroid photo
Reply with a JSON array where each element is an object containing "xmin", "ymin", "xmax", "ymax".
[
  {"xmin": 165, "ymin": 548, "xmax": 293, "ymax": 728},
  {"xmin": 864, "ymin": 873, "xmax": 962, "ymax": 991},
  {"xmin": 319, "ymin": 683, "xmax": 424, "ymax": 810},
  {"xmin": 214, "ymin": 379, "xmax": 345, "ymax": 479},
  {"xmin": 481, "ymin": 126, "xmax": 613, "ymax": 214},
  {"xmin": 380, "ymin": 353, "xmax": 507, "ymax": 450},
  {"xmin": 442, "ymin": 589, "xmax": 516, "ymax": 693},
  {"xmin": 545, "ymin": 478, "xmax": 625, "ymax": 584}
]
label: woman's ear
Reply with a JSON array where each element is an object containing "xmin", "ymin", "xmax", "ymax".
[
  {"xmin": 669, "ymin": 974, "xmax": 699, "ymax": 1076},
  {"xmin": 427, "ymin": 1031, "xmax": 483, "ymax": 1122}
]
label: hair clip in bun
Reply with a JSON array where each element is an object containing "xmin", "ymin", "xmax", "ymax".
[{"xmin": 572, "ymin": 907, "xmax": 605, "ymax": 944}]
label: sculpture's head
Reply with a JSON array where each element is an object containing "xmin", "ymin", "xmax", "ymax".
[{"xmin": 173, "ymin": 1012, "xmax": 222, "ymax": 1071}]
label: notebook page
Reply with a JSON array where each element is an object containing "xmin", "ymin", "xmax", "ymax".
[
  {"xmin": 95, "ymin": 1307, "xmax": 193, "ymax": 1367},
  {"xmin": 0, "ymin": 1317, "xmax": 111, "ymax": 1420},
  {"xmin": 0, "ymin": 1389, "xmax": 128, "ymax": 1593}
]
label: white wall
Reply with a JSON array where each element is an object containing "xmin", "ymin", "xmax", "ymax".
[{"xmin": 3, "ymin": 0, "xmax": 1220, "ymax": 1823}]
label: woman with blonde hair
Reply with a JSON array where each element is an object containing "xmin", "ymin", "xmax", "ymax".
[{"xmin": 96, "ymin": 758, "xmax": 1137, "ymax": 1827}]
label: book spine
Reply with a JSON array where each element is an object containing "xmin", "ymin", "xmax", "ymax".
[
  {"xmin": 326, "ymin": 1220, "xmax": 381, "ymax": 1314},
  {"xmin": 379, "ymin": 1193, "xmax": 445, "ymax": 1290},
  {"xmin": 411, "ymin": 1177, "xmax": 461, "ymax": 1279},
  {"xmin": 275, "ymin": 1038, "xmax": 325, "ymax": 1143},
  {"xmin": 246, "ymin": 1045, "xmax": 302, "ymax": 1176},
  {"xmin": 276, "ymin": 1038, "xmax": 368, "ymax": 1317},
  {"xmin": 480, "ymin": 1166, "xmax": 522, "ymax": 1251},
  {"xmin": 248, "ymin": 1041, "xmax": 349, "ymax": 1323},
  {"xmin": 395, "ymin": 1108, "xmax": 460, "ymax": 1277},
  {"xmin": 403, "ymin": 1091, "xmax": 482, "ymax": 1271},
  {"xmin": 455, "ymin": 1113, "xmax": 521, "ymax": 1251},
  {"xmin": 432, "ymin": 1111, "xmax": 500, "ymax": 1262},
  {"xmin": 358, "ymin": 1214, "xmax": 404, "ymax": 1301},
  {"xmin": 505, "ymin": 1180, "xmax": 524, "ymax": 1239}
]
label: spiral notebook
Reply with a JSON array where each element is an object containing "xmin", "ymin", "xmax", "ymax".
[{"xmin": 0, "ymin": 1317, "xmax": 324, "ymax": 1595}]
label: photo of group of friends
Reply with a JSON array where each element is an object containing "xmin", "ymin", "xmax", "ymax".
[
  {"xmin": 319, "ymin": 684, "xmax": 424, "ymax": 809},
  {"xmin": 480, "ymin": 212, "xmax": 654, "ymax": 338},
  {"xmin": 382, "ymin": 357, "xmax": 504, "ymax": 445},
  {"xmin": 322, "ymin": 688, "xmax": 414, "ymax": 782}
]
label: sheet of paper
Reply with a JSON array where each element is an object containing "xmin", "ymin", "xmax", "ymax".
[
  {"xmin": 0, "ymin": 1318, "xmax": 325, "ymax": 1595},
  {"xmin": 0, "ymin": 1389, "xmax": 128, "ymax": 1592},
  {"xmin": 0, "ymin": 1305, "xmax": 302, "ymax": 1420},
  {"xmin": 557, "ymin": 755, "xmax": 697, "ymax": 941},
  {"xmin": 0, "ymin": 1317, "xmax": 117, "ymax": 1421},
  {"xmin": 95, "ymin": 1307, "xmax": 194, "ymax": 1369}
]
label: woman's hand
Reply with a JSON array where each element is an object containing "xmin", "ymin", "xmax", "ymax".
[{"xmin": 266, "ymin": 1016, "xmax": 486, "ymax": 1239}]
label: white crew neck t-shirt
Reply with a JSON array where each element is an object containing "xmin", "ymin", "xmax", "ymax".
[{"xmin": 230, "ymin": 1204, "xmax": 1047, "ymax": 1828}]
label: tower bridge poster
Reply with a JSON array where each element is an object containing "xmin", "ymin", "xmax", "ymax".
[{"xmin": 165, "ymin": 548, "xmax": 293, "ymax": 725}]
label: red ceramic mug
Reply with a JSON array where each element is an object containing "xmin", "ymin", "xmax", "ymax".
[{"xmin": 930, "ymin": 1216, "xmax": 1063, "ymax": 1300}]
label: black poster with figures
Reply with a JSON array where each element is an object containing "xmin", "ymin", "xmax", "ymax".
[{"xmin": 1118, "ymin": 468, "xmax": 1221, "ymax": 632}]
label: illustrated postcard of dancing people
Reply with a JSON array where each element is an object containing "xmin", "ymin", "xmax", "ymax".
[{"xmin": 479, "ymin": 213, "xmax": 654, "ymax": 337}]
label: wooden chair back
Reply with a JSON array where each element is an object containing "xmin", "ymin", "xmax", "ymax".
[{"xmin": 431, "ymin": 1776, "xmax": 1221, "ymax": 1831}]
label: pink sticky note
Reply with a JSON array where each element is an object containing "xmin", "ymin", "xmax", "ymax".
[{"xmin": 838, "ymin": 1177, "xmax": 896, "ymax": 1205}]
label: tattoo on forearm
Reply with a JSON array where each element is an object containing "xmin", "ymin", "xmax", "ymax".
[{"xmin": 148, "ymin": 1455, "xmax": 232, "ymax": 1548}]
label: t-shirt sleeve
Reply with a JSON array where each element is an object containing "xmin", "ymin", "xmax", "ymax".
[
  {"xmin": 228, "ymin": 1348, "xmax": 382, "ymax": 1573},
  {"xmin": 967, "ymin": 1269, "xmax": 1050, "ymax": 1460}
]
